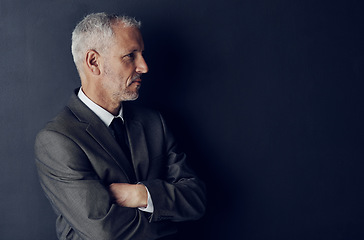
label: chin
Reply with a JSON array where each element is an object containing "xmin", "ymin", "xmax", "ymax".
[{"xmin": 123, "ymin": 93, "xmax": 139, "ymax": 101}]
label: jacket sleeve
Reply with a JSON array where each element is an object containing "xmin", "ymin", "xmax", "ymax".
[
  {"xmin": 35, "ymin": 129, "xmax": 174, "ymax": 240},
  {"xmin": 141, "ymin": 113, "xmax": 207, "ymax": 223}
]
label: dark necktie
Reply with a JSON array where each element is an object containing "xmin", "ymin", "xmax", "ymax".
[{"xmin": 109, "ymin": 117, "xmax": 132, "ymax": 160}]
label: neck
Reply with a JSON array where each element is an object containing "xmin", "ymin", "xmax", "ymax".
[{"xmin": 81, "ymin": 85, "xmax": 121, "ymax": 116}]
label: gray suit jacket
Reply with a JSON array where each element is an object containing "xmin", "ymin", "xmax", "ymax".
[{"xmin": 35, "ymin": 90, "xmax": 206, "ymax": 240}]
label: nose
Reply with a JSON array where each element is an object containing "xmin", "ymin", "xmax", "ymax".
[{"xmin": 136, "ymin": 55, "xmax": 148, "ymax": 74}]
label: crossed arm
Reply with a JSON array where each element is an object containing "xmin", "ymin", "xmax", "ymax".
[{"xmin": 35, "ymin": 126, "xmax": 206, "ymax": 239}]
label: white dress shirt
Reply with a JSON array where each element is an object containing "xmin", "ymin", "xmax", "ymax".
[{"xmin": 77, "ymin": 88, "xmax": 154, "ymax": 213}]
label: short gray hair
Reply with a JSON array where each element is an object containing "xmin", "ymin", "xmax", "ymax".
[{"xmin": 71, "ymin": 12, "xmax": 141, "ymax": 73}]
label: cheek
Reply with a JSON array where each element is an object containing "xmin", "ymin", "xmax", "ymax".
[
  {"xmin": 121, "ymin": 62, "xmax": 136, "ymax": 75},
  {"xmin": 107, "ymin": 62, "xmax": 135, "ymax": 87}
]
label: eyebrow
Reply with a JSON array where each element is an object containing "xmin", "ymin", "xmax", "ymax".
[{"xmin": 122, "ymin": 49, "xmax": 144, "ymax": 57}]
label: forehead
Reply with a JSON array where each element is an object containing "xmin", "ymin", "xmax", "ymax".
[{"xmin": 111, "ymin": 23, "xmax": 144, "ymax": 52}]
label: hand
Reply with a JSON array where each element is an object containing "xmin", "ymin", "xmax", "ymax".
[{"xmin": 109, "ymin": 183, "xmax": 148, "ymax": 208}]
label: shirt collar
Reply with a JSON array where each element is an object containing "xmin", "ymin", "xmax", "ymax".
[{"xmin": 77, "ymin": 88, "xmax": 123, "ymax": 127}]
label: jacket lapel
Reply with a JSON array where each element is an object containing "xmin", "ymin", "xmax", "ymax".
[
  {"xmin": 125, "ymin": 118, "xmax": 150, "ymax": 181},
  {"xmin": 67, "ymin": 90, "xmax": 137, "ymax": 183}
]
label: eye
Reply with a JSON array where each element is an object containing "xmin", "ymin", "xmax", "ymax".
[{"xmin": 123, "ymin": 52, "xmax": 135, "ymax": 61}]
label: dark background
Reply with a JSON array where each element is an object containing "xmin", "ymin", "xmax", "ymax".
[{"xmin": 1, "ymin": 0, "xmax": 364, "ymax": 239}]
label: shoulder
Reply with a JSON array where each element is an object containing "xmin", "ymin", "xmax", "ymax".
[
  {"xmin": 42, "ymin": 106, "xmax": 82, "ymax": 133},
  {"xmin": 35, "ymin": 105, "xmax": 88, "ymax": 147}
]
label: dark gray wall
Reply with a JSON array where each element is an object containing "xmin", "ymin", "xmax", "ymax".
[{"xmin": 1, "ymin": 0, "xmax": 364, "ymax": 239}]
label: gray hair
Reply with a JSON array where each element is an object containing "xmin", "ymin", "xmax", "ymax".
[{"xmin": 71, "ymin": 12, "xmax": 141, "ymax": 73}]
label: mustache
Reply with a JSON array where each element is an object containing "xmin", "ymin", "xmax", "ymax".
[{"xmin": 131, "ymin": 74, "xmax": 142, "ymax": 82}]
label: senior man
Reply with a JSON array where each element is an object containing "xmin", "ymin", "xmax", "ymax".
[{"xmin": 35, "ymin": 12, "xmax": 206, "ymax": 240}]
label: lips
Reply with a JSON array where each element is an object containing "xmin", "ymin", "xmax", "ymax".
[
  {"xmin": 133, "ymin": 79, "xmax": 142, "ymax": 83},
  {"xmin": 130, "ymin": 75, "xmax": 142, "ymax": 86}
]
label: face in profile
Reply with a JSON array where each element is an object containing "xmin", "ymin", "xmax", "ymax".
[{"xmin": 101, "ymin": 22, "xmax": 148, "ymax": 103}]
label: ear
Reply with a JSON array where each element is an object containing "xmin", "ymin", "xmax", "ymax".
[{"xmin": 85, "ymin": 50, "xmax": 101, "ymax": 75}]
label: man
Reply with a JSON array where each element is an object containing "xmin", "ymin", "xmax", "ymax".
[{"xmin": 35, "ymin": 13, "xmax": 206, "ymax": 240}]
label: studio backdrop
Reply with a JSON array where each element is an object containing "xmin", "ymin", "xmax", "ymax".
[{"xmin": 1, "ymin": 0, "xmax": 364, "ymax": 239}]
